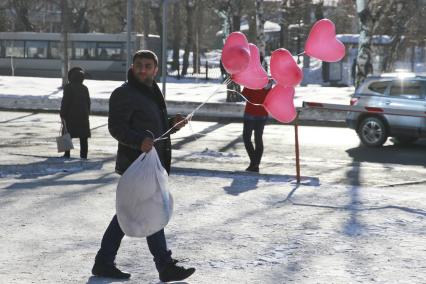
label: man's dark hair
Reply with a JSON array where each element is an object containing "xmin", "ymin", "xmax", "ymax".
[{"xmin": 133, "ymin": 50, "xmax": 158, "ymax": 66}]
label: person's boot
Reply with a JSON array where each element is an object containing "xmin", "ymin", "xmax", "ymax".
[
  {"xmin": 159, "ymin": 259, "xmax": 195, "ymax": 282},
  {"xmin": 245, "ymin": 164, "xmax": 259, "ymax": 173},
  {"xmin": 91, "ymin": 261, "xmax": 131, "ymax": 279}
]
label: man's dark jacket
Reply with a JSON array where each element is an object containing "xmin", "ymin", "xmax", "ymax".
[{"xmin": 108, "ymin": 69, "xmax": 173, "ymax": 175}]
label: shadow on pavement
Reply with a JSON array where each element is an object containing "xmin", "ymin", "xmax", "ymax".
[
  {"xmin": 0, "ymin": 112, "xmax": 37, "ymax": 123},
  {"xmin": 0, "ymin": 154, "xmax": 112, "ymax": 180},
  {"xmin": 172, "ymin": 166, "xmax": 319, "ymax": 196},
  {"xmin": 346, "ymin": 140, "xmax": 426, "ymax": 166},
  {"xmin": 86, "ymin": 276, "xmax": 130, "ymax": 283}
]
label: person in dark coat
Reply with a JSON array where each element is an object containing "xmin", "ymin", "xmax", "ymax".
[
  {"xmin": 91, "ymin": 50, "xmax": 195, "ymax": 282},
  {"xmin": 60, "ymin": 67, "xmax": 91, "ymax": 159}
]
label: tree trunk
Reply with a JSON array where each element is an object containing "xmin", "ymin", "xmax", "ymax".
[
  {"xmin": 182, "ymin": 0, "xmax": 194, "ymax": 77},
  {"xmin": 141, "ymin": 0, "xmax": 150, "ymax": 48},
  {"xmin": 248, "ymin": 8, "xmax": 257, "ymax": 43},
  {"xmin": 355, "ymin": 0, "xmax": 374, "ymax": 88},
  {"xmin": 61, "ymin": 0, "xmax": 70, "ymax": 87},
  {"xmin": 230, "ymin": 0, "xmax": 242, "ymax": 32},
  {"xmin": 256, "ymin": 0, "xmax": 266, "ymax": 57},
  {"xmin": 192, "ymin": 3, "xmax": 201, "ymax": 74},
  {"xmin": 171, "ymin": 2, "xmax": 181, "ymax": 71},
  {"xmin": 280, "ymin": 0, "xmax": 289, "ymax": 48},
  {"xmin": 150, "ymin": 0, "xmax": 162, "ymax": 36}
]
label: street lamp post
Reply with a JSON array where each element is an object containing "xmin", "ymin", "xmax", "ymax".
[
  {"xmin": 126, "ymin": 0, "xmax": 132, "ymax": 81},
  {"xmin": 162, "ymin": 0, "xmax": 169, "ymax": 97}
]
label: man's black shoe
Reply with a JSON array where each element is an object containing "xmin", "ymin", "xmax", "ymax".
[
  {"xmin": 91, "ymin": 261, "xmax": 131, "ymax": 279},
  {"xmin": 159, "ymin": 260, "xmax": 195, "ymax": 282}
]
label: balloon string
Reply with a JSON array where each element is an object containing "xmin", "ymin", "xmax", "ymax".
[
  {"xmin": 296, "ymin": 51, "xmax": 305, "ymax": 57},
  {"xmin": 225, "ymin": 89, "xmax": 264, "ymax": 107},
  {"xmin": 154, "ymin": 80, "xmax": 229, "ymax": 142},
  {"xmin": 153, "ymin": 78, "xmax": 267, "ymax": 143}
]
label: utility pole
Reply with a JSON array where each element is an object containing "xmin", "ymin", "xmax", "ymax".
[
  {"xmin": 61, "ymin": 0, "xmax": 70, "ymax": 87},
  {"xmin": 162, "ymin": 0, "xmax": 168, "ymax": 97},
  {"xmin": 126, "ymin": 0, "xmax": 132, "ymax": 80}
]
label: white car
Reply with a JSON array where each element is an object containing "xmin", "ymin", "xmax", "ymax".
[{"xmin": 346, "ymin": 73, "xmax": 426, "ymax": 147}]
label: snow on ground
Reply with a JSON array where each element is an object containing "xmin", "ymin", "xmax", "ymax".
[{"xmin": 0, "ymin": 75, "xmax": 354, "ymax": 107}]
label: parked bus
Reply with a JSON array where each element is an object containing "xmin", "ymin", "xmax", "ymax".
[{"xmin": 0, "ymin": 32, "xmax": 161, "ymax": 80}]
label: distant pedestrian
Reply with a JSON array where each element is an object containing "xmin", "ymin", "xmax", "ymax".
[
  {"xmin": 242, "ymin": 79, "xmax": 273, "ymax": 173},
  {"xmin": 351, "ymin": 58, "xmax": 357, "ymax": 86},
  {"xmin": 60, "ymin": 67, "xmax": 91, "ymax": 159}
]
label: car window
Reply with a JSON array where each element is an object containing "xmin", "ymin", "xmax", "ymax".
[
  {"xmin": 389, "ymin": 80, "xmax": 422, "ymax": 99},
  {"xmin": 368, "ymin": 81, "xmax": 390, "ymax": 94}
]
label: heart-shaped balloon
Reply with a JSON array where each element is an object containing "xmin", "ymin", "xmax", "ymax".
[
  {"xmin": 305, "ymin": 19, "xmax": 345, "ymax": 62},
  {"xmin": 270, "ymin": 48, "xmax": 303, "ymax": 87},
  {"xmin": 221, "ymin": 32, "xmax": 251, "ymax": 74},
  {"xmin": 231, "ymin": 44, "xmax": 268, "ymax": 90},
  {"xmin": 263, "ymin": 85, "xmax": 297, "ymax": 123}
]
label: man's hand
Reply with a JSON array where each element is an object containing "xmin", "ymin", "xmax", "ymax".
[
  {"xmin": 173, "ymin": 114, "xmax": 188, "ymax": 130},
  {"xmin": 141, "ymin": 137, "xmax": 154, "ymax": 152}
]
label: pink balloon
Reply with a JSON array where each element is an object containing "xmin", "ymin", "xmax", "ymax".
[
  {"xmin": 305, "ymin": 19, "xmax": 345, "ymax": 62},
  {"xmin": 264, "ymin": 85, "xmax": 297, "ymax": 123},
  {"xmin": 221, "ymin": 32, "xmax": 250, "ymax": 74},
  {"xmin": 231, "ymin": 44, "xmax": 268, "ymax": 90},
  {"xmin": 270, "ymin": 48, "xmax": 303, "ymax": 87}
]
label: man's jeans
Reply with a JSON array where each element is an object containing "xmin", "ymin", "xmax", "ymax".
[
  {"xmin": 243, "ymin": 114, "xmax": 267, "ymax": 166},
  {"xmin": 95, "ymin": 215, "xmax": 172, "ymax": 272}
]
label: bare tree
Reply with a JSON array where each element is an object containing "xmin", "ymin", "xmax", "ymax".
[
  {"xmin": 60, "ymin": 0, "xmax": 70, "ymax": 87},
  {"xmin": 8, "ymin": 0, "xmax": 35, "ymax": 31},
  {"xmin": 192, "ymin": 2, "xmax": 204, "ymax": 74},
  {"xmin": 255, "ymin": 0, "xmax": 266, "ymax": 57},
  {"xmin": 279, "ymin": 0, "xmax": 289, "ymax": 48},
  {"xmin": 171, "ymin": 1, "xmax": 182, "ymax": 71},
  {"xmin": 181, "ymin": 0, "xmax": 195, "ymax": 76},
  {"xmin": 150, "ymin": 0, "xmax": 162, "ymax": 35},
  {"xmin": 379, "ymin": 0, "xmax": 420, "ymax": 72},
  {"xmin": 355, "ymin": 0, "xmax": 399, "ymax": 86}
]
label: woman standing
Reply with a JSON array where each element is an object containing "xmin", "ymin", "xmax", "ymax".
[
  {"xmin": 60, "ymin": 67, "xmax": 91, "ymax": 159},
  {"xmin": 242, "ymin": 79, "xmax": 273, "ymax": 173}
]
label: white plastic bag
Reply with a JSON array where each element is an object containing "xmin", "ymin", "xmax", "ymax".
[{"xmin": 116, "ymin": 148, "xmax": 173, "ymax": 238}]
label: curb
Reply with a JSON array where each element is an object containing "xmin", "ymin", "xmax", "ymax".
[{"xmin": 0, "ymin": 96, "xmax": 348, "ymax": 127}]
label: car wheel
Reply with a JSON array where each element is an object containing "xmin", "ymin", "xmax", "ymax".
[
  {"xmin": 357, "ymin": 117, "xmax": 388, "ymax": 147},
  {"xmin": 391, "ymin": 136, "xmax": 418, "ymax": 145}
]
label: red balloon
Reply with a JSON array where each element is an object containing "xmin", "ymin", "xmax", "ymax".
[
  {"xmin": 231, "ymin": 44, "xmax": 268, "ymax": 90},
  {"xmin": 263, "ymin": 85, "xmax": 297, "ymax": 123},
  {"xmin": 270, "ymin": 48, "xmax": 303, "ymax": 87},
  {"xmin": 305, "ymin": 19, "xmax": 345, "ymax": 62},
  {"xmin": 221, "ymin": 32, "xmax": 250, "ymax": 74}
]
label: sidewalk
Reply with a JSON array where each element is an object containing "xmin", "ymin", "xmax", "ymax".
[{"xmin": 0, "ymin": 75, "xmax": 354, "ymax": 124}]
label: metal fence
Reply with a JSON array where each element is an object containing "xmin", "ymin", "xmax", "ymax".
[{"xmin": 167, "ymin": 61, "xmax": 224, "ymax": 81}]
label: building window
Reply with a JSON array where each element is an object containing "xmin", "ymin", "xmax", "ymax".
[
  {"xmin": 26, "ymin": 41, "xmax": 48, "ymax": 58},
  {"xmin": 49, "ymin": 41, "xmax": 71, "ymax": 59},
  {"xmin": 5, "ymin": 40, "xmax": 25, "ymax": 58},
  {"xmin": 97, "ymin": 42, "xmax": 124, "ymax": 60},
  {"xmin": 73, "ymin": 41, "xmax": 96, "ymax": 59}
]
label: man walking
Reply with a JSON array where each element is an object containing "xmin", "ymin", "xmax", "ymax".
[{"xmin": 92, "ymin": 50, "xmax": 195, "ymax": 282}]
